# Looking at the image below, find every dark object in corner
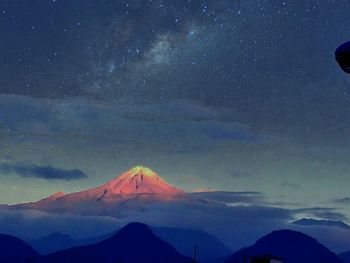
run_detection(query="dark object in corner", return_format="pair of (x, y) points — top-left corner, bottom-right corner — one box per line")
(335, 41), (350, 74)
(250, 255), (283, 263)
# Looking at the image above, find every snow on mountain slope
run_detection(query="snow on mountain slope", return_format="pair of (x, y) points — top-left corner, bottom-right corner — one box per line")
(12, 166), (185, 215)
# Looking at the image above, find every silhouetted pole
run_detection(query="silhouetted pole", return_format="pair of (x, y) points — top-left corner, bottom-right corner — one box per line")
(192, 244), (197, 263)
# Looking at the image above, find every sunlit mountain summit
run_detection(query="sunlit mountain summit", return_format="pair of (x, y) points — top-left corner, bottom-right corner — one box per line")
(100, 165), (184, 196)
(12, 166), (185, 215)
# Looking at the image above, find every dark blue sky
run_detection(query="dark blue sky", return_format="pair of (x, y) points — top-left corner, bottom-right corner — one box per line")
(1, 0), (350, 220)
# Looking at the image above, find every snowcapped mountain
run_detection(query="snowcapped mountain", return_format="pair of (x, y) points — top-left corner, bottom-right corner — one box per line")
(12, 166), (186, 215)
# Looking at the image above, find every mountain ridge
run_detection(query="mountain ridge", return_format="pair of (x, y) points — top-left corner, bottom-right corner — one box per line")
(0, 233), (39, 262)
(41, 222), (191, 263)
(11, 166), (186, 215)
(225, 229), (342, 263)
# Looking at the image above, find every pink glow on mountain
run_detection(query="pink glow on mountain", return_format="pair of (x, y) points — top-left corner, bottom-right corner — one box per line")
(15, 166), (185, 213)
(100, 166), (183, 195)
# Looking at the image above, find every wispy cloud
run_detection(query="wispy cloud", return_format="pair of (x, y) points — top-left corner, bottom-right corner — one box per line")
(0, 95), (275, 153)
(294, 207), (348, 222)
(189, 191), (266, 205)
(0, 163), (87, 181)
(332, 197), (350, 205)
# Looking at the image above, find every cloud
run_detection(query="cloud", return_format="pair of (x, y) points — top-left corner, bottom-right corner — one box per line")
(292, 218), (350, 230)
(0, 163), (87, 181)
(189, 191), (266, 205)
(0, 190), (349, 252)
(0, 208), (119, 240)
(0, 95), (274, 152)
(0, 199), (293, 251)
(294, 207), (348, 222)
(332, 197), (350, 205)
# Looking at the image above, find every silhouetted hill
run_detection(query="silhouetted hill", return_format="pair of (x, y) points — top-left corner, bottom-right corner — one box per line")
(28, 231), (117, 255)
(0, 233), (38, 262)
(41, 222), (191, 263)
(76, 231), (116, 247)
(152, 226), (231, 262)
(29, 232), (76, 255)
(30, 225), (232, 261)
(225, 229), (342, 263)
(339, 251), (350, 263)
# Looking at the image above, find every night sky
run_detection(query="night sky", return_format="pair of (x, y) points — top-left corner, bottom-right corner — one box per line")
(1, 0), (350, 220)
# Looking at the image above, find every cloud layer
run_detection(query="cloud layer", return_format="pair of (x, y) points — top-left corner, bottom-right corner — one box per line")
(1, 190), (350, 253)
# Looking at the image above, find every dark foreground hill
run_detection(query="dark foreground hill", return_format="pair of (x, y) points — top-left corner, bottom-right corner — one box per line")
(153, 226), (231, 262)
(339, 251), (350, 263)
(29, 231), (113, 255)
(0, 233), (38, 262)
(225, 229), (342, 263)
(29, 225), (231, 262)
(29, 232), (76, 255)
(39, 222), (191, 263)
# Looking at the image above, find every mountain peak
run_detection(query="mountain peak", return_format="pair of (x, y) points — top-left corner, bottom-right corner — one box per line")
(102, 166), (184, 196)
(13, 166), (185, 215)
(129, 166), (156, 177)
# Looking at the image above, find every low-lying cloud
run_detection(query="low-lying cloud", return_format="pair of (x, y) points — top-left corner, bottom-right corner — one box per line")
(189, 191), (266, 205)
(1, 190), (348, 252)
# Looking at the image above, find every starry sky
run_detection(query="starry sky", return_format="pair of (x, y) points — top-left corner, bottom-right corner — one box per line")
(1, 0), (350, 219)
